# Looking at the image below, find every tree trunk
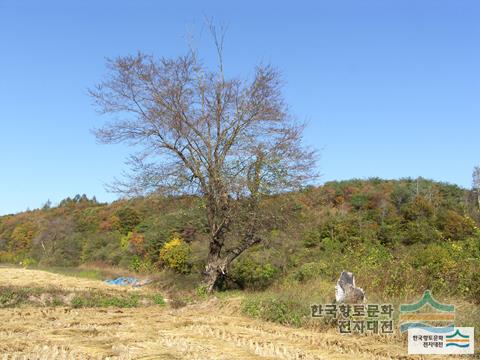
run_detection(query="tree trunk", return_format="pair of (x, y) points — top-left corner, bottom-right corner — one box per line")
(203, 233), (261, 293)
(204, 262), (223, 293)
(203, 255), (228, 293)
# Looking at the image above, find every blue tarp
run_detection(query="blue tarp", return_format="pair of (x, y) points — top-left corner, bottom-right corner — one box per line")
(105, 277), (142, 286)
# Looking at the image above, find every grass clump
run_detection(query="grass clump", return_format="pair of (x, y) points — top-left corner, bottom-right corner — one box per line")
(0, 286), (69, 308)
(151, 293), (166, 305)
(0, 287), (27, 307)
(0, 285), (169, 309)
(71, 293), (139, 308)
(242, 293), (309, 327)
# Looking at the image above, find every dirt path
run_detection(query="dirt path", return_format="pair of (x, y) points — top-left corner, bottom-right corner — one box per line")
(0, 268), (428, 359)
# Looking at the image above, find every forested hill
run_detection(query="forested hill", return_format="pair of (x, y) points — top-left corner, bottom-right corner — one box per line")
(1, 178), (479, 302)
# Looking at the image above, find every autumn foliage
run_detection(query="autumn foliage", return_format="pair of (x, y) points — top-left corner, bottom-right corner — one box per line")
(0, 179), (479, 302)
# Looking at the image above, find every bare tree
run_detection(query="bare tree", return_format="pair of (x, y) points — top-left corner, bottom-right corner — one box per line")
(31, 216), (75, 262)
(89, 30), (317, 291)
(473, 166), (480, 210)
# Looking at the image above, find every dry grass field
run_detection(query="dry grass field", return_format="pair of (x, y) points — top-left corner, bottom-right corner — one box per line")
(0, 267), (141, 294)
(0, 268), (466, 359)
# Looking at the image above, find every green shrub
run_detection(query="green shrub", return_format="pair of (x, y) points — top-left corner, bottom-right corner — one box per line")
(229, 257), (278, 290)
(411, 244), (458, 292)
(437, 210), (476, 241)
(391, 184), (413, 209)
(138, 258), (155, 273)
(43, 233), (83, 267)
(127, 255), (155, 273)
(0, 251), (16, 264)
(115, 207), (141, 234)
(0, 288), (25, 307)
(0, 286), (68, 308)
(151, 294), (166, 305)
(402, 220), (441, 245)
(302, 229), (321, 248)
(293, 262), (326, 282)
(401, 196), (434, 221)
(71, 293), (139, 308)
(382, 259), (417, 298)
(80, 232), (123, 265)
(242, 294), (308, 327)
(20, 257), (37, 267)
(349, 193), (370, 210)
(468, 272), (480, 304)
(75, 207), (101, 232)
(129, 255), (142, 272)
(196, 284), (209, 298)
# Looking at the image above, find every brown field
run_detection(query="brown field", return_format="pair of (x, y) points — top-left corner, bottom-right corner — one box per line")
(0, 268), (465, 359)
(0, 267), (146, 294)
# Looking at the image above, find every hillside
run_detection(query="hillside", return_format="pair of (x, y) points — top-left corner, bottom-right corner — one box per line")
(1, 177), (479, 304)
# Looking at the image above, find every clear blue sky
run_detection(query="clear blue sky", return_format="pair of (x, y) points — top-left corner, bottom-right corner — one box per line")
(1, 0), (479, 215)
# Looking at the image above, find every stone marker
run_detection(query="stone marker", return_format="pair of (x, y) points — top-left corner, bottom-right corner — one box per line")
(335, 271), (365, 303)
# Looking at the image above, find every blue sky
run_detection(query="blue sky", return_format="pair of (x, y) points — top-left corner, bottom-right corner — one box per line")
(0, 0), (479, 215)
